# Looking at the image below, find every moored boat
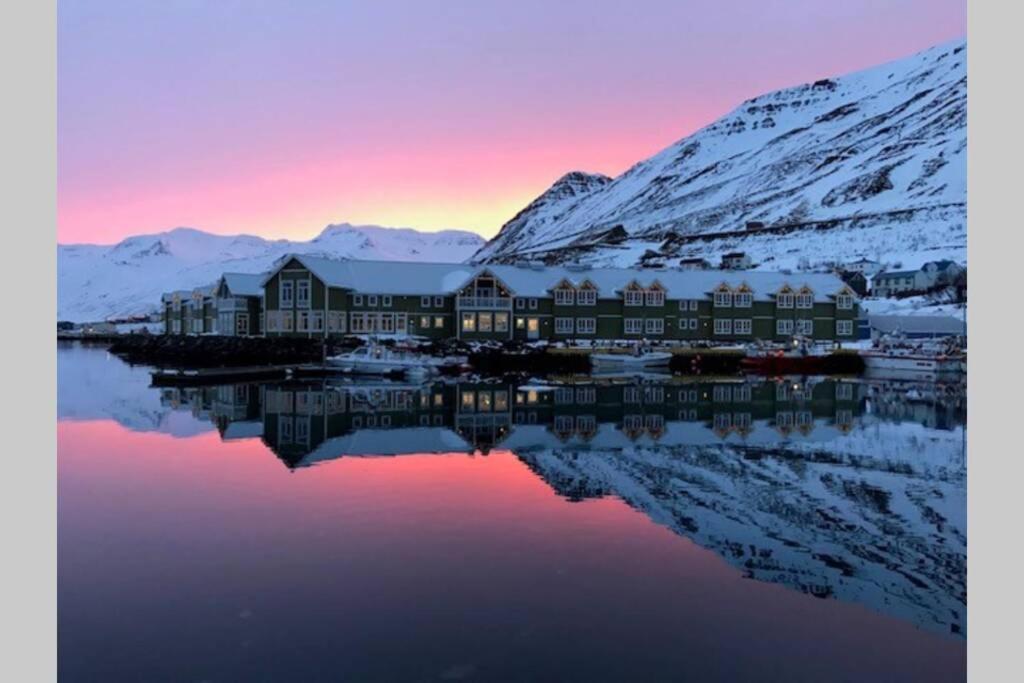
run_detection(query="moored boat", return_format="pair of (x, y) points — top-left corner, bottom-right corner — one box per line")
(327, 345), (436, 377)
(590, 350), (672, 371)
(860, 337), (965, 381)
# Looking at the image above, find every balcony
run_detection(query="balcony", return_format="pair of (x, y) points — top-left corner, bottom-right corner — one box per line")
(457, 295), (512, 309)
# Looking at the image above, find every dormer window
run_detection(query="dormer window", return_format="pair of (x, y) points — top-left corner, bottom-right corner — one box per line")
(713, 286), (732, 308)
(576, 282), (597, 306)
(624, 284), (644, 307)
(776, 289), (794, 308)
(836, 292), (854, 309)
(734, 287), (753, 308)
(554, 287), (575, 306)
(645, 286), (665, 307)
(796, 288), (814, 309)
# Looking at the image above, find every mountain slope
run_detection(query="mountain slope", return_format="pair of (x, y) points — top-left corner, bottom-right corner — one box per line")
(474, 40), (966, 270)
(58, 224), (484, 322)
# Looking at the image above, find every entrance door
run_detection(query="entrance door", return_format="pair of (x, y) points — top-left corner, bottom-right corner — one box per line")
(527, 317), (540, 340)
(236, 313), (249, 336)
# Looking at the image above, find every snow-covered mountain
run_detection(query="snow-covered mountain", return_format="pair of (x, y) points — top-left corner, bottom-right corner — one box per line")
(58, 223), (485, 322)
(475, 39), (966, 271)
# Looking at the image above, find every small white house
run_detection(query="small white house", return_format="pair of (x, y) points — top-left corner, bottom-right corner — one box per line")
(844, 257), (883, 277)
(720, 252), (751, 270)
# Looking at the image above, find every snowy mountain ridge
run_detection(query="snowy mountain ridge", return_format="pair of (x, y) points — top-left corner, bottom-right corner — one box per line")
(58, 223), (485, 322)
(474, 39), (966, 271)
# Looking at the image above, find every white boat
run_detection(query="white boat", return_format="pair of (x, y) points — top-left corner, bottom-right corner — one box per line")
(861, 338), (965, 381)
(590, 350), (673, 371)
(327, 345), (436, 377)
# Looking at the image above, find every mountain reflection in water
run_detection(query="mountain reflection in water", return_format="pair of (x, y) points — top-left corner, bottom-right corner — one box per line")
(154, 372), (965, 639)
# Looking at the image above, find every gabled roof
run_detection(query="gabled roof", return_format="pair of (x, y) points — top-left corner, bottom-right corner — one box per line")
(875, 270), (919, 279)
(221, 272), (266, 297)
(259, 254), (850, 302)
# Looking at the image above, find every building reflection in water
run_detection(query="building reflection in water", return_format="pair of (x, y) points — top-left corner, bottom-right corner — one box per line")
(159, 376), (966, 640)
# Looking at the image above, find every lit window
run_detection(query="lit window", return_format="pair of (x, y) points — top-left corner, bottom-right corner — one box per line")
(478, 313), (493, 332)
(494, 312), (509, 332)
(461, 313), (476, 332)
(420, 316), (431, 328)
(515, 317), (526, 330)
(434, 316), (444, 329)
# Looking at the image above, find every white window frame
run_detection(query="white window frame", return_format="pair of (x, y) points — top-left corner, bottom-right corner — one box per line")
(645, 318), (664, 334)
(796, 319), (814, 336)
(296, 280), (310, 309)
(494, 312), (509, 332)
(734, 292), (753, 308)
(733, 318), (752, 335)
(434, 296), (444, 308)
(836, 294), (853, 310)
(577, 289), (597, 306)
(688, 318), (698, 331)
(776, 293), (794, 309)
(461, 312), (476, 332)
(281, 311), (294, 332)
(421, 296), (431, 308)
(796, 292), (814, 309)
(297, 311), (310, 332)
(311, 311), (324, 332)
(776, 319), (794, 335)
(576, 318), (596, 335)
(714, 318), (733, 335)
(624, 289), (644, 307)
(368, 295), (378, 307)
(645, 290), (665, 307)
(515, 298), (526, 309)
(478, 312), (493, 332)
(528, 298), (538, 310)
(353, 294), (363, 306)
(836, 319), (853, 336)
(555, 317), (574, 334)
(624, 318), (643, 335)
(554, 288), (575, 306)
(280, 280), (294, 307)
(713, 290), (732, 307)
(382, 295), (392, 307)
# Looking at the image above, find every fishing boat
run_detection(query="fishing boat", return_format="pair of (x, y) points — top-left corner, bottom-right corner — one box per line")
(860, 337), (965, 381)
(590, 349), (672, 371)
(740, 337), (833, 374)
(327, 345), (436, 377)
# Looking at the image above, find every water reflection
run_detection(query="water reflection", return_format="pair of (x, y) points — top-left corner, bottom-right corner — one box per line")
(154, 374), (966, 639)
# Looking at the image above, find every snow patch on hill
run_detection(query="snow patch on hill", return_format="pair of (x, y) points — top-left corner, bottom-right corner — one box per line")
(475, 40), (966, 270)
(58, 223), (485, 322)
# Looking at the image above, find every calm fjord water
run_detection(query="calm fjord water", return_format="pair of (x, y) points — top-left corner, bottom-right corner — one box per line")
(58, 343), (966, 682)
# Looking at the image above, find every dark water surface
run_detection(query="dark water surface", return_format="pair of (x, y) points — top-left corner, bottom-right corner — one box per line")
(58, 343), (966, 682)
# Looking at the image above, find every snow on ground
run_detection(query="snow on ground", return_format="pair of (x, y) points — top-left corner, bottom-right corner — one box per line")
(860, 296), (967, 321)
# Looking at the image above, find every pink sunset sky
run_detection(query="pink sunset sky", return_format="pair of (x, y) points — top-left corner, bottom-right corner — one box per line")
(58, 0), (964, 245)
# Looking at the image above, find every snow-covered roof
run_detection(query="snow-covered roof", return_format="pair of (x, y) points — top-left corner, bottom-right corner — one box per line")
(868, 315), (966, 335)
(221, 272), (266, 297)
(875, 270), (919, 280)
(264, 254), (851, 302)
(161, 290), (191, 302)
(295, 427), (474, 466)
